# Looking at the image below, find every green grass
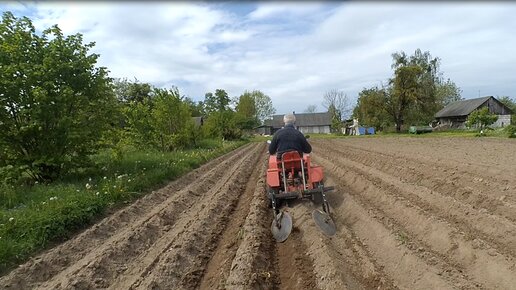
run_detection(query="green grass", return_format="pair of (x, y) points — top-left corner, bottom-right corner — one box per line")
(0, 139), (246, 273)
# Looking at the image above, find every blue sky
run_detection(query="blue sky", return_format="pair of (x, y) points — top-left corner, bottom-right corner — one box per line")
(2, 1), (516, 115)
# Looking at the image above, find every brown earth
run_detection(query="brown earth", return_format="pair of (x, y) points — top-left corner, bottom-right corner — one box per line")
(1, 137), (516, 290)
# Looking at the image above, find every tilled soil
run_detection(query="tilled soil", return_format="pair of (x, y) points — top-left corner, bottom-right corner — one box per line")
(2, 137), (516, 290)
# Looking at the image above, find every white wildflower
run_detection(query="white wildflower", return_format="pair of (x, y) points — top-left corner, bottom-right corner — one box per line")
(95, 192), (100, 196)
(42, 201), (46, 205)
(89, 177), (92, 182)
(34, 181), (39, 184)
(85, 183), (92, 190)
(103, 176), (107, 180)
(128, 179), (131, 182)
(9, 217), (14, 222)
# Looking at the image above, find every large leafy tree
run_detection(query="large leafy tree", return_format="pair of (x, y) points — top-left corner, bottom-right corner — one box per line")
(437, 79), (463, 106)
(353, 49), (462, 132)
(353, 86), (391, 130)
(204, 89), (230, 115)
(235, 92), (258, 130)
(249, 90), (275, 123)
(0, 12), (115, 180)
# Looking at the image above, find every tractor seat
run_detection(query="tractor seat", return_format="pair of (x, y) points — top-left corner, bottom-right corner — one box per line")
(276, 150), (303, 161)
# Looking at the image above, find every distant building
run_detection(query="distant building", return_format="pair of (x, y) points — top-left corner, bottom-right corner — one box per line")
(192, 116), (204, 127)
(435, 96), (513, 128)
(263, 112), (332, 134)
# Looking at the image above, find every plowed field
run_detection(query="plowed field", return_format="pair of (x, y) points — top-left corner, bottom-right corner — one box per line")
(1, 137), (515, 290)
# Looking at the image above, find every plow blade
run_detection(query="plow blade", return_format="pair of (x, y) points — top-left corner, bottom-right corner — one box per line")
(312, 209), (336, 237)
(271, 212), (292, 243)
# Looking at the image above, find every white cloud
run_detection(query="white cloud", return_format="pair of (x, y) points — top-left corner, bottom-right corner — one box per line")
(2, 2), (516, 114)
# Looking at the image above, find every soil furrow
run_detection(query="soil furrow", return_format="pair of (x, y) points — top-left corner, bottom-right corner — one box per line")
(314, 141), (516, 259)
(127, 145), (265, 289)
(323, 139), (516, 221)
(198, 152), (268, 289)
(44, 143), (262, 289)
(315, 152), (510, 289)
(2, 137), (515, 290)
(0, 144), (254, 289)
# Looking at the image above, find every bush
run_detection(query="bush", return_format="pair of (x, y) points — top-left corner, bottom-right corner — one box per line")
(505, 125), (516, 138)
(0, 12), (116, 181)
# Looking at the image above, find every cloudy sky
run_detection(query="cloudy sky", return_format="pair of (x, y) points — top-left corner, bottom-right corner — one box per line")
(2, 1), (515, 115)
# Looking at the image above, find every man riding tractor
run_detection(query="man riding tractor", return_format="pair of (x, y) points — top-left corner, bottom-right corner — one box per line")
(267, 113), (336, 242)
(268, 113), (312, 158)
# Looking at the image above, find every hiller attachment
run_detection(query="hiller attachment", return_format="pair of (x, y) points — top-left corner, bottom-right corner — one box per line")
(271, 211), (292, 243)
(312, 185), (336, 237)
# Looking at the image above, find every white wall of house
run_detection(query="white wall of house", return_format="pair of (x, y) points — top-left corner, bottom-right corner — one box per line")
(492, 115), (512, 128)
(298, 126), (331, 134)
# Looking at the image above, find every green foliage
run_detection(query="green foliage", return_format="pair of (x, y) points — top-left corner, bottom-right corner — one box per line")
(113, 78), (153, 104)
(353, 49), (462, 132)
(437, 79), (463, 106)
(204, 89), (230, 115)
(152, 88), (192, 150)
(466, 107), (498, 129)
(235, 92), (259, 130)
(353, 87), (391, 130)
(0, 12), (116, 181)
(203, 110), (242, 140)
(505, 125), (516, 138)
(0, 141), (246, 273)
(249, 90), (275, 123)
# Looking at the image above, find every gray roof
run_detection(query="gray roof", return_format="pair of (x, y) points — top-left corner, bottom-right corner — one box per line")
(268, 112), (332, 128)
(435, 96), (492, 118)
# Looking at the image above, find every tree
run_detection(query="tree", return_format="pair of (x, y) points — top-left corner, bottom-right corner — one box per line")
(304, 105), (318, 113)
(391, 49), (442, 127)
(322, 89), (350, 131)
(498, 96), (516, 112)
(437, 79), (463, 106)
(385, 65), (424, 132)
(204, 89), (230, 115)
(152, 87), (192, 150)
(466, 107), (498, 129)
(114, 78), (153, 104)
(0, 12), (116, 181)
(249, 90), (275, 123)
(183, 97), (205, 117)
(353, 87), (391, 130)
(235, 92), (258, 130)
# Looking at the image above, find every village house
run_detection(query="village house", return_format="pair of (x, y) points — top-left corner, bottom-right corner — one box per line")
(434, 96), (512, 128)
(259, 112), (332, 135)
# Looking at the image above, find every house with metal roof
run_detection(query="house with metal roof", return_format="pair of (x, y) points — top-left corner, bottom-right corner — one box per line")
(262, 112), (332, 134)
(435, 96), (513, 128)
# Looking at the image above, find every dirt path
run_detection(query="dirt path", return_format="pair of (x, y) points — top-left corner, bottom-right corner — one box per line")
(2, 137), (515, 290)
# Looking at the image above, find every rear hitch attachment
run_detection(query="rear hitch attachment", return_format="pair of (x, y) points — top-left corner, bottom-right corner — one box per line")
(271, 211), (292, 243)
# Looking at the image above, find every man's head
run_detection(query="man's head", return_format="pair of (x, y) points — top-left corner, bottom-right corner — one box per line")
(283, 113), (296, 125)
